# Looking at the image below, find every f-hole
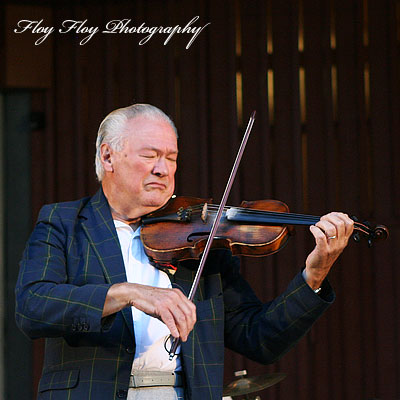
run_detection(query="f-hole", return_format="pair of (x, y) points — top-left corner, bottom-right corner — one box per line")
(187, 232), (211, 242)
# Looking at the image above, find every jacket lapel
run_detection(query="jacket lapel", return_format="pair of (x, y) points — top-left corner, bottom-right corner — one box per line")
(79, 188), (134, 339)
(172, 266), (199, 391)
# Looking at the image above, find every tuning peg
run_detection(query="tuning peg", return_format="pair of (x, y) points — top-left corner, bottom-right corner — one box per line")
(362, 220), (371, 228)
(353, 232), (361, 243)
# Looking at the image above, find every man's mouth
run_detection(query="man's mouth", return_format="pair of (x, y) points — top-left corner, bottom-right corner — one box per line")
(146, 182), (167, 189)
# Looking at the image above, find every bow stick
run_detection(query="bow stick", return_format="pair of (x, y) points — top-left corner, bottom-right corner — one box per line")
(168, 111), (256, 360)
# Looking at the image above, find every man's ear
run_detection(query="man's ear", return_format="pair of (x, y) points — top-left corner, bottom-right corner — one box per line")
(100, 143), (114, 173)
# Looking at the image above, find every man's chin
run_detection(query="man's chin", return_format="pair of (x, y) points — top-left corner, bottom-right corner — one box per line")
(143, 195), (171, 211)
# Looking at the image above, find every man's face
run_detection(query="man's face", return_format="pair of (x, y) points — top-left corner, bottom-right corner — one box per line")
(104, 115), (178, 216)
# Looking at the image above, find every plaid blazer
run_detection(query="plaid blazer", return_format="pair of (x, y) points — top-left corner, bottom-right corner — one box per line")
(15, 188), (334, 400)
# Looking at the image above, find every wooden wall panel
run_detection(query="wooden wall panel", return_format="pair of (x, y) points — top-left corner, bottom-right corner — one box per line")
(3, 5), (53, 88)
(266, 2), (304, 399)
(3, 0), (399, 398)
(73, 3), (106, 197)
(176, 0), (210, 197)
(369, 1), (398, 398)
(335, 1), (362, 398)
(391, 0), (400, 219)
(239, 0), (276, 385)
(303, 2), (333, 398)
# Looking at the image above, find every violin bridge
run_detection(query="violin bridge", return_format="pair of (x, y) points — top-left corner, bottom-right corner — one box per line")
(201, 203), (208, 223)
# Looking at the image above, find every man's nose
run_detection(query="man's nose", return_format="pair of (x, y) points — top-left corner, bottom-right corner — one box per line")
(152, 157), (168, 176)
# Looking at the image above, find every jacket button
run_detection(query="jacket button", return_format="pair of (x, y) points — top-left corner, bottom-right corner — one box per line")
(126, 347), (134, 354)
(116, 389), (127, 398)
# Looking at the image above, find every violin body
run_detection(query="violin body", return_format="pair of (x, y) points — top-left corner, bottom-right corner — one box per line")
(141, 196), (295, 263)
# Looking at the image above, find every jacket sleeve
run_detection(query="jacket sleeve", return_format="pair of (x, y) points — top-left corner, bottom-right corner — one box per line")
(221, 251), (335, 364)
(15, 204), (113, 339)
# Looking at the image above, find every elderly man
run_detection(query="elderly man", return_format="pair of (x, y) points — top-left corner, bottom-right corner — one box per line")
(15, 104), (354, 400)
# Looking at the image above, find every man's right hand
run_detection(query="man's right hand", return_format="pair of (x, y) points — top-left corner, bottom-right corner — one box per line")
(103, 283), (196, 342)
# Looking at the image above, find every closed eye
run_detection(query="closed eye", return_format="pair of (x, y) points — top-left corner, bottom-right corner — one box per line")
(140, 154), (157, 158)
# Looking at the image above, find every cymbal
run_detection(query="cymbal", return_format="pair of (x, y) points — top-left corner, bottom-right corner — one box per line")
(223, 372), (286, 397)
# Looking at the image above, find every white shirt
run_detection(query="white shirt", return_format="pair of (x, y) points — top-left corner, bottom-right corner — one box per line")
(114, 220), (181, 372)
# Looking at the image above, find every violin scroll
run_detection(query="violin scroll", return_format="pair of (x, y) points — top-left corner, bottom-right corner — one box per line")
(351, 216), (389, 247)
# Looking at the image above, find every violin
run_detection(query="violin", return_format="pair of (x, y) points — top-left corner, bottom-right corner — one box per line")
(141, 195), (389, 264)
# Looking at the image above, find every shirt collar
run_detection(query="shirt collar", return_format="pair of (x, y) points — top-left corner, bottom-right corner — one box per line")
(113, 220), (141, 238)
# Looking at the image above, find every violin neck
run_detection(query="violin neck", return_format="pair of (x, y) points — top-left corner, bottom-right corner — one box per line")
(225, 207), (382, 243)
(226, 207), (320, 226)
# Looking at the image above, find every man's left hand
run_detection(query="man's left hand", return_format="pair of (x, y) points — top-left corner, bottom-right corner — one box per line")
(304, 212), (354, 290)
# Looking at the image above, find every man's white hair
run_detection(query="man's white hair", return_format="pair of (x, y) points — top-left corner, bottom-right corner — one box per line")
(94, 103), (177, 181)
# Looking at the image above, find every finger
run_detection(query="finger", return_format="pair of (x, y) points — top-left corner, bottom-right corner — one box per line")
(171, 305), (194, 342)
(173, 289), (197, 323)
(158, 297), (188, 339)
(178, 299), (196, 341)
(176, 298), (197, 332)
(315, 219), (337, 240)
(161, 290), (196, 341)
(321, 215), (345, 240)
(170, 289), (197, 332)
(130, 285), (197, 341)
(159, 309), (180, 339)
(340, 213), (354, 236)
(309, 225), (329, 248)
(321, 212), (354, 239)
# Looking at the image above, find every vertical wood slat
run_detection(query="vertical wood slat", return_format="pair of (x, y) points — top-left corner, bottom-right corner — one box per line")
(271, 0), (302, 287)
(320, 4), (341, 398)
(356, 1), (379, 394)
(76, 4), (106, 197)
(390, 0), (400, 397)
(205, 0), (240, 386)
(142, 1), (174, 110)
(303, 1), (332, 398)
(193, 1), (210, 198)
(3, 5), (53, 89)
(30, 90), (47, 398)
(207, 0), (238, 202)
(237, 2), (281, 399)
(335, 1), (364, 398)
(239, 0), (271, 316)
(176, 0), (209, 197)
(30, 92), (49, 217)
(53, 5), (76, 201)
(271, 1), (302, 399)
(369, 1), (398, 399)
(391, 0), (400, 219)
(105, 2), (136, 108)
(240, 0), (270, 202)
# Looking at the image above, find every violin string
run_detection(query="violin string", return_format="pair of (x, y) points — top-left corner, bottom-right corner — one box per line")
(189, 210), (318, 226)
(208, 205), (319, 224)
(188, 204), (319, 222)
(209, 204), (315, 218)
(186, 204), (372, 236)
(353, 222), (371, 236)
(228, 207), (319, 221)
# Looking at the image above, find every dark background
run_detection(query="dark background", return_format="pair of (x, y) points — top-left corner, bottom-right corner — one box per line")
(1, 0), (399, 399)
